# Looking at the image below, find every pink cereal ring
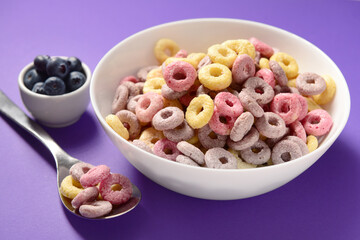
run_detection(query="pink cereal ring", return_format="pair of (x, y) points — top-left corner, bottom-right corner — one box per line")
(174, 49), (188, 58)
(69, 162), (94, 182)
(153, 138), (181, 161)
(71, 186), (99, 209)
(208, 107), (236, 135)
(295, 94), (308, 121)
(79, 201), (113, 218)
(163, 61), (197, 92)
(99, 173), (133, 205)
(249, 37), (274, 58)
(255, 68), (275, 88)
(120, 75), (138, 84)
(80, 165), (111, 188)
(302, 109), (333, 136)
(135, 92), (164, 123)
(270, 93), (301, 125)
(111, 85), (129, 114)
(289, 120), (306, 143)
(214, 92), (243, 117)
(232, 54), (256, 85)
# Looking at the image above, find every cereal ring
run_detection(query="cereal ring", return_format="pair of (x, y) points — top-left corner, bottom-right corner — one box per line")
(161, 84), (187, 100)
(243, 77), (275, 105)
(249, 37), (274, 58)
(143, 77), (166, 94)
(255, 68), (275, 88)
(146, 67), (163, 81)
(283, 136), (309, 156)
(132, 139), (153, 153)
(127, 94), (142, 113)
(296, 73), (326, 95)
(139, 127), (165, 148)
(204, 148), (237, 169)
(154, 38), (180, 63)
(152, 107), (184, 131)
(163, 61), (197, 92)
(115, 110), (141, 139)
(176, 155), (199, 167)
(228, 148), (257, 169)
(111, 85), (129, 114)
(177, 141), (205, 165)
(270, 52), (299, 79)
(240, 140), (271, 165)
(198, 124), (227, 149)
(269, 60), (288, 86)
(271, 139), (302, 165)
(287, 78), (297, 88)
(227, 127), (260, 151)
(185, 94), (214, 129)
(232, 54), (256, 85)
(208, 107), (236, 135)
(71, 186), (99, 209)
(198, 63), (232, 91)
(259, 58), (270, 69)
(162, 57), (198, 70)
(207, 44), (237, 68)
(187, 52), (206, 66)
(135, 92), (164, 123)
(121, 81), (140, 98)
(120, 75), (138, 84)
(137, 65), (158, 82)
(302, 109), (333, 136)
(222, 39), (256, 59)
(105, 114), (129, 140)
(99, 173), (133, 205)
(289, 120), (306, 142)
(312, 75), (336, 105)
(306, 135), (318, 152)
(153, 138), (181, 161)
(174, 49), (188, 58)
(306, 97), (322, 111)
(60, 175), (83, 199)
(214, 92), (243, 117)
(238, 90), (264, 118)
(255, 112), (287, 139)
(179, 84), (199, 106)
(80, 165), (111, 188)
(163, 120), (194, 142)
(270, 93), (301, 125)
(79, 201), (112, 218)
(230, 112), (254, 142)
(69, 162), (94, 182)
(197, 55), (212, 70)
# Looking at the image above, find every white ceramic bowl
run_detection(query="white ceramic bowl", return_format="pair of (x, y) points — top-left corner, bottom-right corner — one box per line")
(19, 58), (91, 127)
(90, 18), (350, 200)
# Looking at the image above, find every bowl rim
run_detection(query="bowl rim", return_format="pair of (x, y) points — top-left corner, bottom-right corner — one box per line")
(90, 17), (351, 173)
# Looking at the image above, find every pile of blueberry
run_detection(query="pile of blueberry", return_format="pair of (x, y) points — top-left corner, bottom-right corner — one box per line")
(24, 55), (87, 95)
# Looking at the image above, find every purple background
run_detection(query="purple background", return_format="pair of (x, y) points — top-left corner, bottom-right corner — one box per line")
(1, 0), (359, 239)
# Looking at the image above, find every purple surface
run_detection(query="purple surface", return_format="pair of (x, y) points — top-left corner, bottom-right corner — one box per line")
(0, 0), (359, 239)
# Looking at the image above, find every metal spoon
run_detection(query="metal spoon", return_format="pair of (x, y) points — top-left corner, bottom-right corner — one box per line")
(0, 90), (141, 219)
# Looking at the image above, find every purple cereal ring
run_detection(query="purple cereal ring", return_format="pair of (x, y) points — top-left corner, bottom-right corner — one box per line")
(161, 84), (187, 100)
(112, 85), (129, 114)
(294, 94), (308, 121)
(208, 107), (236, 136)
(177, 141), (205, 165)
(255, 112), (287, 139)
(135, 82), (145, 94)
(301, 109), (333, 136)
(137, 65), (158, 82)
(283, 136), (309, 155)
(71, 187), (99, 209)
(249, 37), (274, 58)
(69, 162), (94, 182)
(127, 94), (142, 113)
(132, 139), (153, 153)
(179, 84), (199, 106)
(163, 120), (194, 142)
(79, 201), (112, 218)
(274, 85), (300, 95)
(243, 77), (275, 105)
(238, 90), (264, 118)
(176, 155), (199, 167)
(240, 140), (271, 165)
(214, 92), (243, 117)
(80, 165), (111, 188)
(271, 139), (303, 164)
(163, 61), (197, 92)
(270, 93), (301, 125)
(135, 92), (164, 123)
(269, 60), (288, 86)
(153, 138), (181, 161)
(197, 55), (212, 70)
(230, 112), (254, 142)
(174, 49), (188, 58)
(204, 148), (237, 169)
(152, 107), (184, 131)
(115, 110), (141, 139)
(227, 127), (259, 151)
(99, 173), (133, 205)
(232, 54), (256, 85)
(198, 124), (227, 149)
(289, 120), (306, 143)
(255, 68), (275, 88)
(121, 81), (140, 98)
(296, 72), (326, 95)
(120, 75), (138, 84)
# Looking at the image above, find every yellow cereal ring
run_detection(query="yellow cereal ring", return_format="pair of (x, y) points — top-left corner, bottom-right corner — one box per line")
(222, 39), (256, 59)
(305, 97), (322, 112)
(187, 133), (199, 145)
(259, 58), (270, 69)
(198, 63), (232, 91)
(143, 77), (166, 94)
(163, 57), (198, 69)
(207, 44), (237, 68)
(228, 148), (257, 169)
(139, 127), (165, 148)
(185, 94), (214, 129)
(187, 52), (206, 66)
(163, 98), (183, 110)
(270, 52), (299, 79)
(312, 75), (336, 105)
(105, 114), (129, 140)
(154, 38), (180, 64)
(146, 67), (163, 81)
(306, 135), (318, 152)
(72, 177), (83, 188)
(60, 175), (83, 199)
(287, 78), (297, 88)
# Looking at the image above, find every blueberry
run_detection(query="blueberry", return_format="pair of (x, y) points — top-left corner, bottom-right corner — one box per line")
(32, 82), (46, 94)
(24, 69), (44, 90)
(66, 56), (83, 72)
(66, 71), (86, 92)
(34, 55), (50, 75)
(43, 77), (66, 95)
(46, 57), (69, 78)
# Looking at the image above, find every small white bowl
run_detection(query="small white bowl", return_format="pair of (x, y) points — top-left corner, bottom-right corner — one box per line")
(91, 18), (350, 200)
(18, 58), (91, 127)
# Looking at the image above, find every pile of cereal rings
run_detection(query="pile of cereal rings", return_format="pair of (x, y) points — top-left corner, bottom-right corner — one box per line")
(106, 37), (336, 169)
